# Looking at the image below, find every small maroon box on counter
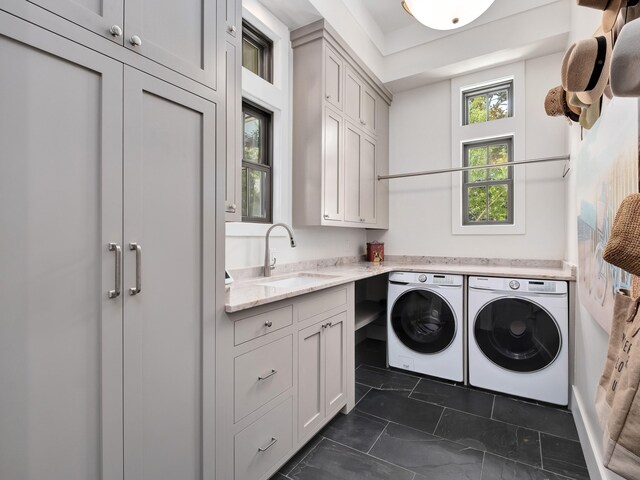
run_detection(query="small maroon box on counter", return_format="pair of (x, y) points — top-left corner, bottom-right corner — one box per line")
(366, 242), (384, 262)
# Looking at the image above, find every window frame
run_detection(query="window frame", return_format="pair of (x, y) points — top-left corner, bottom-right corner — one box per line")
(463, 81), (513, 126)
(242, 20), (273, 83)
(462, 137), (514, 226)
(242, 100), (273, 224)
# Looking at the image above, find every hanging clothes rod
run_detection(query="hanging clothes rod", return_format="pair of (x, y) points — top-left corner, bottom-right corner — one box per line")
(377, 154), (571, 181)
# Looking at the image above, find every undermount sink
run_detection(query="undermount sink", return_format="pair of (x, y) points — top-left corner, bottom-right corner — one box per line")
(257, 273), (338, 289)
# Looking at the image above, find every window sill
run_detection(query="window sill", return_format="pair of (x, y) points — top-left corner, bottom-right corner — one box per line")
(226, 222), (289, 238)
(452, 222), (525, 235)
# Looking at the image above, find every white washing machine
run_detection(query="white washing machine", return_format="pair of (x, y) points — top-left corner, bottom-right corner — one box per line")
(387, 272), (464, 382)
(468, 276), (569, 406)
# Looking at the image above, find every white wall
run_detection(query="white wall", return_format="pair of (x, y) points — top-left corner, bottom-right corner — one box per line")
(565, 4), (625, 480)
(367, 53), (568, 260)
(225, 0), (366, 270)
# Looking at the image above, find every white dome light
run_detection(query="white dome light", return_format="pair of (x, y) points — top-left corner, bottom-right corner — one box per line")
(402, 0), (496, 30)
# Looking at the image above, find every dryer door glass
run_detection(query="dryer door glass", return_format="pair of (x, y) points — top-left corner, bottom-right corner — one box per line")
(391, 289), (456, 354)
(474, 298), (561, 372)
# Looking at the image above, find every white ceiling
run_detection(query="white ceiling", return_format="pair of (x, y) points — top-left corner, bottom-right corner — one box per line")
(257, 0), (572, 91)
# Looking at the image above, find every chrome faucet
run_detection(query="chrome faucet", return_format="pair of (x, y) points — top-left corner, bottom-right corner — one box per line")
(264, 223), (297, 277)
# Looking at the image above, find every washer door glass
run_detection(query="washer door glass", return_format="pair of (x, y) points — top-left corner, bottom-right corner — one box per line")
(474, 298), (561, 372)
(391, 289), (456, 354)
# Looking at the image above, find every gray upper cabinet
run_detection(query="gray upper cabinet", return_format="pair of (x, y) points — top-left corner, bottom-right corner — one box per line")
(345, 67), (377, 135)
(225, 40), (242, 221)
(225, 0), (241, 37)
(27, 0), (124, 42)
(25, 0), (218, 89)
(291, 20), (391, 229)
(344, 67), (362, 125)
(344, 122), (377, 225)
(325, 46), (343, 111)
(124, 0), (217, 88)
(361, 86), (377, 135)
(323, 107), (345, 223)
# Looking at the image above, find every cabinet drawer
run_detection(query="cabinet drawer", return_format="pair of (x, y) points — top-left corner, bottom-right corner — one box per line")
(235, 335), (293, 422)
(235, 305), (293, 346)
(235, 397), (293, 480)
(298, 286), (348, 322)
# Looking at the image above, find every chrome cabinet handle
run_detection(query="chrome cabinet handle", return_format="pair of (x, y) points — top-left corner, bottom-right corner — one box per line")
(323, 214), (330, 219)
(321, 321), (332, 329)
(228, 25), (237, 34)
(130, 35), (142, 47)
(265, 321), (273, 327)
(226, 203), (237, 213)
(129, 243), (142, 295)
(108, 243), (122, 299)
(109, 25), (123, 37)
(258, 369), (277, 380)
(258, 437), (278, 452)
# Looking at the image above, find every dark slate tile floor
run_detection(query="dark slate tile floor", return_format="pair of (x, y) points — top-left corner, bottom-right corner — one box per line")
(272, 339), (589, 480)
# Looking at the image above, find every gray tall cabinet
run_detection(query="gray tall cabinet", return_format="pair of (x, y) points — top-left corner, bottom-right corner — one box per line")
(291, 20), (392, 230)
(0, 1), (224, 479)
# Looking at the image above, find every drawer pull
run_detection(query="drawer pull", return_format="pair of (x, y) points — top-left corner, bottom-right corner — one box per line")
(322, 321), (333, 329)
(265, 321), (273, 327)
(258, 437), (278, 452)
(258, 369), (277, 381)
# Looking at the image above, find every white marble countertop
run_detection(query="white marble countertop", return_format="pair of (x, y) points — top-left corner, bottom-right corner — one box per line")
(225, 260), (576, 313)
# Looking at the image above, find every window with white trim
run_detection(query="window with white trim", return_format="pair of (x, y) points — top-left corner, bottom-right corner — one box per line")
(463, 81), (513, 125)
(463, 137), (514, 225)
(451, 65), (525, 236)
(242, 100), (272, 223)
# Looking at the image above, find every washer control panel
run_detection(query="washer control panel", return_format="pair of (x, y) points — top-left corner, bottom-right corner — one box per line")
(389, 272), (463, 287)
(468, 276), (567, 295)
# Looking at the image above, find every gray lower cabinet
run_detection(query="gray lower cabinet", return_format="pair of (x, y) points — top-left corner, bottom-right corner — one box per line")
(0, 13), (216, 479)
(219, 284), (355, 480)
(298, 311), (348, 441)
(25, 0), (218, 88)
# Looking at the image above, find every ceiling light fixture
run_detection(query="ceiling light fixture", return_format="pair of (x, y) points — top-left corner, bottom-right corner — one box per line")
(401, 0), (496, 30)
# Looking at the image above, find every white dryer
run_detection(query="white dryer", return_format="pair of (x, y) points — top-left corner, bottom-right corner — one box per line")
(468, 276), (569, 406)
(387, 272), (464, 382)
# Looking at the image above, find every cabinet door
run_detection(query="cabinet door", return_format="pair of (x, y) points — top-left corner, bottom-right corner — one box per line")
(344, 122), (362, 224)
(124, 0), (217, 89)
(325, 312), (347, 417)
(225, 0), (241, 37)
(298, 322), (325, 441)
(360, 136), (377, 224)
(123, 67), (216, 480)
(324, 46), (343, 111)
(344, 67), (362, 124)
(361, 86), (377, 134)
(225, 40), (241, 221)
(323, 108), (344, 223)
(0, 13), (123, 480)
(27, 0), (124, 43)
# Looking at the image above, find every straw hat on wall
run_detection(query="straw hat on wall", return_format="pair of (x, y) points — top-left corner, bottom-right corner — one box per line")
(561, 31), (612, 105)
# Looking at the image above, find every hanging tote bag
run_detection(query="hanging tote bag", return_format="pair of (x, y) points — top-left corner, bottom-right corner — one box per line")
(595, 290), (640, 478)
(602, 193), (640, 277)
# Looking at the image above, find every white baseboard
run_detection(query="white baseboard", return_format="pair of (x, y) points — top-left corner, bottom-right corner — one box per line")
(571, 386), (624, 480)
